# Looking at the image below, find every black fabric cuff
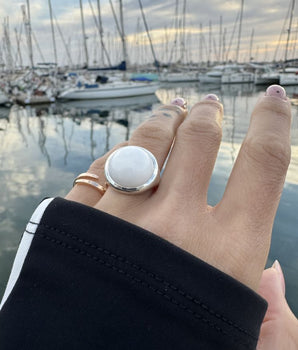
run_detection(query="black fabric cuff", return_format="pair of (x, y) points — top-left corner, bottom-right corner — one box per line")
(0, 197), (267, 350)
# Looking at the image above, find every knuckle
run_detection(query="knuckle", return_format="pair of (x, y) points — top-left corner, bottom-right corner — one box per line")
(132, 120), (173, 144)
(178, 117), (222, 145)
(243, 135), (291, 173)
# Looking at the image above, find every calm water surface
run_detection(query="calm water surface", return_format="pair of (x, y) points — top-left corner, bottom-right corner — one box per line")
(0, 83), (298, 315)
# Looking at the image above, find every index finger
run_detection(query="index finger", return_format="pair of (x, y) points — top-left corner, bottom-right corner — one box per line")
(216, 85), (291, 282)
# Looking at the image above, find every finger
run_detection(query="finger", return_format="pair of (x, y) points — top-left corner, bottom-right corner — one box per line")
(258, 262), (285, 319)
(65, 142), (127, 206)
(129, 99), (187, 169)
(157, 94), (223, 204)
(95, 99), (187, 212)
(217, 85), (291, 238)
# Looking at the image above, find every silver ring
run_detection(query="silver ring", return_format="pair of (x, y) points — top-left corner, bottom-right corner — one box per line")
(104, 146), (160, 194)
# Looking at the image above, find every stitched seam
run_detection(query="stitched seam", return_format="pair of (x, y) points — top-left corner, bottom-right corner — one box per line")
(36, 231), (251, 348)
(32, 221), (256, 341)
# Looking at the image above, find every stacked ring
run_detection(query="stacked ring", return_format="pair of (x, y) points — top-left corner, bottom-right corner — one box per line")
(73, 173), (107, 195)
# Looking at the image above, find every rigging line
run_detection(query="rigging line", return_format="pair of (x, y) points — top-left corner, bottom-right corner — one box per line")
(235, 0), (244, 62)
(284, 0), (295, 62)
(32, 31), (45, 63)
(48, 0), (58, 66)
(88, 0), (99, 28)
(53, 13), (74, 67)
(137, 0), (159, 69)
(168, 0), (179, 65)
(273, 0), (291, 61)
(14, 22), (23, 67)
(108, 0), (122, 39)
(88, 0), (112, 66)
(180, 0), (187, 63)
(96, 0), (112, 65)
(226, 11), (240, 62)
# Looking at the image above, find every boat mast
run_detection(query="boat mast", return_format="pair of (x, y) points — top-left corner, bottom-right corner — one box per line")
(79, 0), (89, 67)
(26, 0), (34, 69)
(285, 0), (295, 63)
(119, 0), (128, 79)
(3, 17), (14, 73)
(180, 0), (187, 64)
(208, 20), (212, 65)
(14, 26), (23, 68)
(219, 15), (222, 63)
(249, 28), (254, 62)
(235, 0), (244, 62)
(48, 0), (58, 67)
(168, 0), (179, 65)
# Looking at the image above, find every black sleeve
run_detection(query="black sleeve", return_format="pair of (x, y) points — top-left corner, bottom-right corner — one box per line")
(0, 197), (267, 350)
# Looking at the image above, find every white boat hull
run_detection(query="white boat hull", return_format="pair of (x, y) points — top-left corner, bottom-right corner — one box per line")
(0, 91), (10, 106)
(254, 74), (279, 85)
(160, 73), (198, 83)
(221, 73), (254, 84)
(60, 94), (160, 110)
(279, 73), (298, 86)
(58, 82), (160, 100)
(15, 93), (55, 105)
(199, 74), (221, 84)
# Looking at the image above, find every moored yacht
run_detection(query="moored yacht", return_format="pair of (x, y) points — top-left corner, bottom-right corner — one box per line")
(199, 65), (225, 84)
(0, 90), (11, 106)
(58, 80), (160, 100)
(221, 65), (254, 84)
(160, 71), (198, 83)
(279, 68), (298, 86)
(252, 64), (280, 85)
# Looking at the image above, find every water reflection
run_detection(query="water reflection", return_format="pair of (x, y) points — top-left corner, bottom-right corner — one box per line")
(0, 85), (298, 317)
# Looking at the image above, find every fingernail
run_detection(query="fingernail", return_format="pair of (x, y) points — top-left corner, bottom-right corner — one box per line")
(272, 260), (286, 295)
(265, 85), (287, 100)
(171, 97), (187, 109)
(203, 94), (219, 101)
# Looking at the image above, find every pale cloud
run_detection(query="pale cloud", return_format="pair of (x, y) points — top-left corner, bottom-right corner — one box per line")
(0, 0), (297, 65)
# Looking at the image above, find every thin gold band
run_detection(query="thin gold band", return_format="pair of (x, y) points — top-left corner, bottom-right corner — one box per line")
(73, 172), (107, 195)
(73, 179), (107, 195)
(73, 172), (99, 186)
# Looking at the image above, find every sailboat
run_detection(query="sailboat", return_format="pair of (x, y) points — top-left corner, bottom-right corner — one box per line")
(58, 0), (159, 100)
(58, 80), (160, 100)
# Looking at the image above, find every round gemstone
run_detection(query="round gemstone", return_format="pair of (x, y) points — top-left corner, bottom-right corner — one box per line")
(107, 146), (155, 188)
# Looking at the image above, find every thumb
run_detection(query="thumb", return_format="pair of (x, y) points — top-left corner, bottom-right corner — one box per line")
(257, 261), (298, 350)
(258, 260), (286, 322)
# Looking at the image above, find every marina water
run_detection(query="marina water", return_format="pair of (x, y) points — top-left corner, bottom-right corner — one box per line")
(0, 82), (298, 316)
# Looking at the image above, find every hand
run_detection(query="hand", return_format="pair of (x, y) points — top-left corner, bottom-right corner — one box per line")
(66, 85), (292, 291)
(257, 261), (298, 349)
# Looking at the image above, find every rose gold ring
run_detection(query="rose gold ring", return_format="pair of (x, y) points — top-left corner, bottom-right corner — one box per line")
(73, 172), (107, 195)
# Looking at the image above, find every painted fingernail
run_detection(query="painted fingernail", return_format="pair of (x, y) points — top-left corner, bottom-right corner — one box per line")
(265, 85), (287, 100)
(171, 97), (187, 109)
(203, 94), (219, 101)
(272, 260), (286, 295)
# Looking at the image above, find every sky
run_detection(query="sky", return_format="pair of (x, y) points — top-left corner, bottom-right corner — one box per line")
(0, 0), (297, 67)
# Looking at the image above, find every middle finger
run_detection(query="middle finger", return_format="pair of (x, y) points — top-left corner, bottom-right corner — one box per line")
(157, 94), (223, 205)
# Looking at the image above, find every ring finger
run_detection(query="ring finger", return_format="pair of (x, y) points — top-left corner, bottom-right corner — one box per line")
(96, 99), (188, 211)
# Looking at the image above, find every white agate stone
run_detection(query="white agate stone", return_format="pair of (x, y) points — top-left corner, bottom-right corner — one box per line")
(107, 146), (155, 188)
